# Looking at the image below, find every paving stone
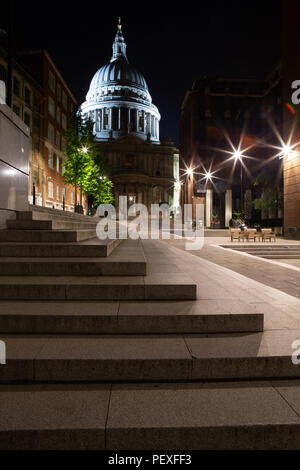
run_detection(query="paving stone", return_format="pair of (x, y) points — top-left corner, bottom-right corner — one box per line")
(107, 381), (300, 449)
(0, 384), (110, 449)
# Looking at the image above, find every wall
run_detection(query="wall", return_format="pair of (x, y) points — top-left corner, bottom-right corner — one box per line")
(0, 93), (30, 228)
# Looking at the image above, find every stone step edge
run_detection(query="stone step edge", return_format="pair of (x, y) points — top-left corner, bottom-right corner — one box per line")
(0, 311), (263, 334)
(0, 380), (300, 450)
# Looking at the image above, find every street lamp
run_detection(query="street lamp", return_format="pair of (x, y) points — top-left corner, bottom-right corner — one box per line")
(232, 150), (244, 213)
(186, 167), (193, 179)
(279, 145), (297, 161)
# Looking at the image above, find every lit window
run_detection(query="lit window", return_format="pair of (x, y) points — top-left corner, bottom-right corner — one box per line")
(48, 150), (54, 169)
(48, 181), (53, 198)
(48, 123), (55, 144)
(56, 156), (60, 173)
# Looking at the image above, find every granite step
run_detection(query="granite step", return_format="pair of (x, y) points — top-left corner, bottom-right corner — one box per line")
(7, 219), (97, 231)
(0, 238), (122, 257)
(17, 209), (100, 223)
(0, 229), (97, 242)
(0, 380), (299, 450)
(0, 257), (147, 276)
(260, 255), (300, 259)
(0, 273), (196, 300)
(0, 329), (299, 383)
(0, 300), (263, 334)
(0, 239), (146, 276)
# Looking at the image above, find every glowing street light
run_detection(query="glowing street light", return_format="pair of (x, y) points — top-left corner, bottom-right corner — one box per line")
(204, 171), (212, 181)
(230, 149), (245, 213)
(233, 150), (242, 161)
(279, 144), (297, 160)
(186, 167), (193, 178)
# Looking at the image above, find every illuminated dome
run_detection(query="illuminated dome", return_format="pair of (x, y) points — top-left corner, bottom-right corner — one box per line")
(81, 18), (160, 143)
(89, 59), (149, 93)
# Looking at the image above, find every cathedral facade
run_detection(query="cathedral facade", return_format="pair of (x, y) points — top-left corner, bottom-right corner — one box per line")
(81, 19), (179, 210)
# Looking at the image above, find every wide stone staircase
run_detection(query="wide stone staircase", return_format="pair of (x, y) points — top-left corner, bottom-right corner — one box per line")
(223, 244), (300, 259)
(0, 207), (300, 449)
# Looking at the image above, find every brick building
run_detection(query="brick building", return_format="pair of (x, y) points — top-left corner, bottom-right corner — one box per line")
(281, 0), (300, 239)
(0, 45), (85, 212)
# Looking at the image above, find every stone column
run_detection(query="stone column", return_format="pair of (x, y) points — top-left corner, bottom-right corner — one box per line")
(109, 108), (112, 130)
(135, 109), (139, 132)
(118, 108), (121, 131)
(225, 189), (232, 227)
(206, 189), (213, 228)
(101, 108), (104, 131)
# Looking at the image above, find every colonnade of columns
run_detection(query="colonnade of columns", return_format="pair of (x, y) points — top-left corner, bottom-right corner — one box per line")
(87, 107), (159, 139)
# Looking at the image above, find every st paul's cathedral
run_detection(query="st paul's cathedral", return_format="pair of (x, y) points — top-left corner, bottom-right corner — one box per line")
(81, 19), (180, 210)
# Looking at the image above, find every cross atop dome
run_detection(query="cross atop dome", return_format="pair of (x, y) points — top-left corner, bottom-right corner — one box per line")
(117, 17), (122, 32)
(111, 17), (128, 63)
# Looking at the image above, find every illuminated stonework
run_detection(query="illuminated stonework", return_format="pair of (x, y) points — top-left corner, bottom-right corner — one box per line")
(81, 19), (160, 144)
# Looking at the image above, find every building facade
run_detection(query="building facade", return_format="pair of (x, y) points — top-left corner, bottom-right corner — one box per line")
(81, 19), (179, 210)
(282, 0), (300, 239)
(179, 71), (283, 227)
(0, 43), (84, 212)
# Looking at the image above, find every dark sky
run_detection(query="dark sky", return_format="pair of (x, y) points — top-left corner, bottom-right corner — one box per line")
(3, 0), (282, 145)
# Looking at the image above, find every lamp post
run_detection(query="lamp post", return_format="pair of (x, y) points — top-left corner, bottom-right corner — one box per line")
(232, 150), (243, 214)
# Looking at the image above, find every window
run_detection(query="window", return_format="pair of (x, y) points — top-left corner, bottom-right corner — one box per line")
(62, 187), (66, 200)
(61, 137), (66, 152)
(48, 181), (53, 198)
(62, 113), (67, 130)
(24, 112), (30, 127)
(48, 150), (54, 168)
(56, 156), (60, 173)
(13, 76), (20, 96)
(49, 70), (55, 92)
(12, 104), (20, 116)
(48, 123), (55, 144)
(56, 131), (60, 149)
(70, 191), (74, 204)
(57, 83), (61, 102)
(48, 96), (55, 117)
(24, 87), (31, 106)
(62, 90), (67, 110)
(56, 106), (61, 125)
(56, 184), (60, 200)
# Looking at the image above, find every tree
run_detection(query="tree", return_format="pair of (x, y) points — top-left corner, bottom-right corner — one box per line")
(63, 109), (114, 212)
(252, 169), (283, 219)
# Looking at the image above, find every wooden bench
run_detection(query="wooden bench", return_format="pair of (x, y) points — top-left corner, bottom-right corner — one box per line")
(245, 228), (258, 242)
(261, 228), (276, 242)
(230, 229), (241, 242)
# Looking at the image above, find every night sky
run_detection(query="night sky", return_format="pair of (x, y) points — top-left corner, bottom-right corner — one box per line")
(2, 1), (282, 145)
